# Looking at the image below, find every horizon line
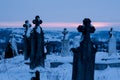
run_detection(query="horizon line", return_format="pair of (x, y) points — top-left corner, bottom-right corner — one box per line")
(0, 21), (120, 28)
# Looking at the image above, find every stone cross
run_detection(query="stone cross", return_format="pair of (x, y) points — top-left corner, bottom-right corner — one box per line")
(23, 20), (31, 37)
(32, 15), (42, 27)
(62, 28), (68, 40)
(109, 28), (113, 38)
(71, 18), (97, 80)
(23, 20), (31, 60)
(61, 28), (70, 56)
(30, 15), (45, 69)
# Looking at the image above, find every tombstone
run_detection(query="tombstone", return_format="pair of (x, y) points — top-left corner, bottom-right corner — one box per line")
(35, 71), (40, 80)
(61, 28), (70, 56)
(30, 15), (45, 69)
(108, 28), (117, 56)
(5, 42), (14, 58)
(31, 71), (40, 80)
(5, 34), (18, 58)
(23, 20), (32, 60)
(71, 18), (97, 80)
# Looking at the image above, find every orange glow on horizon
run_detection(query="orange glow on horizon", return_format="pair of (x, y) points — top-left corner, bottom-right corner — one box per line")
(0, 22), (120, 28)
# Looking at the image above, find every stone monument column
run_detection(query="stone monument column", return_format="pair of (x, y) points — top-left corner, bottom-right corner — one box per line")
(108, 28), (117, 56)
(71, 18), (97, 80)
(61, 28), (70, 56)
(23, 20), (31, 60)
(30, 15), (45, 69)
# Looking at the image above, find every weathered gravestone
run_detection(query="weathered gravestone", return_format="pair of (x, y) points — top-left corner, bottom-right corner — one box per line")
(71, 18), (97, 80)
(61, 28), (70, 56)
(108, 28), (117, 56)
(30, 15), (45, 69)
(5, 42), (14, 58)
(31, 71), (40, 80)
(5, 34), (18, 58)
(23, 20), (32, 60)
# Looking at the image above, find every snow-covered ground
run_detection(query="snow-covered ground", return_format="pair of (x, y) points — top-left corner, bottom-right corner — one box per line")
(95, 52), (120, 80)
(0, 55), (72, 80)
(0, 55), (31, 80)
(95, 67), (120, 80)
(95, 52), (120, 64)
(0, 52), (120, 80)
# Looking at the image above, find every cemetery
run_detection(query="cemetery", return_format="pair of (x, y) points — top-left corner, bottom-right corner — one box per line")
(0, 16), (120, 80)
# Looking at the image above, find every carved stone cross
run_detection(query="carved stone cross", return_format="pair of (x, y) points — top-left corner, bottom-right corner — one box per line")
(32, 15), (42, 27)
(62, 28), (68, 40)
(72, 18), (97, 80)
(23, 20), (31, 60)
(77, 18), (95, 41)
(30, 15), (45, 69)
(23, 20), (31, 28)
(23, 20), (31, 37)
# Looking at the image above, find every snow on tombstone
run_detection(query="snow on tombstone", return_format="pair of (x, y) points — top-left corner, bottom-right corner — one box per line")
(30, 15), (45, 69)
(23, 20), (32, 60)
(108, 28), (117, 56)
(72, 35), (82, 48)
(5, 34), (18, 58)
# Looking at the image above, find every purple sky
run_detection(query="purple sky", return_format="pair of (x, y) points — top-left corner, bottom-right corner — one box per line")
(0, 0), (120, 28)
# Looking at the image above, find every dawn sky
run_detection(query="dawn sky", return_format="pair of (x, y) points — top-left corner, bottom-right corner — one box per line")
(0, 0), (120, 28)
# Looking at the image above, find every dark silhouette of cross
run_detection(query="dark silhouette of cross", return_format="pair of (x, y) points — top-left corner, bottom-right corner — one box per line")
(62, 28), (68, 40)
(71, 18), (97, 80)
(32, 15), (42, 27)
(109, 28), (113, 38)
(23, 20), (31, 29)
(77, 18), (95, 41)
(23, 20), (31, 38)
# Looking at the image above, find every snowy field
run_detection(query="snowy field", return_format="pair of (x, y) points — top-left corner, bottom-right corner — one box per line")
(0, 52), (120, 80)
